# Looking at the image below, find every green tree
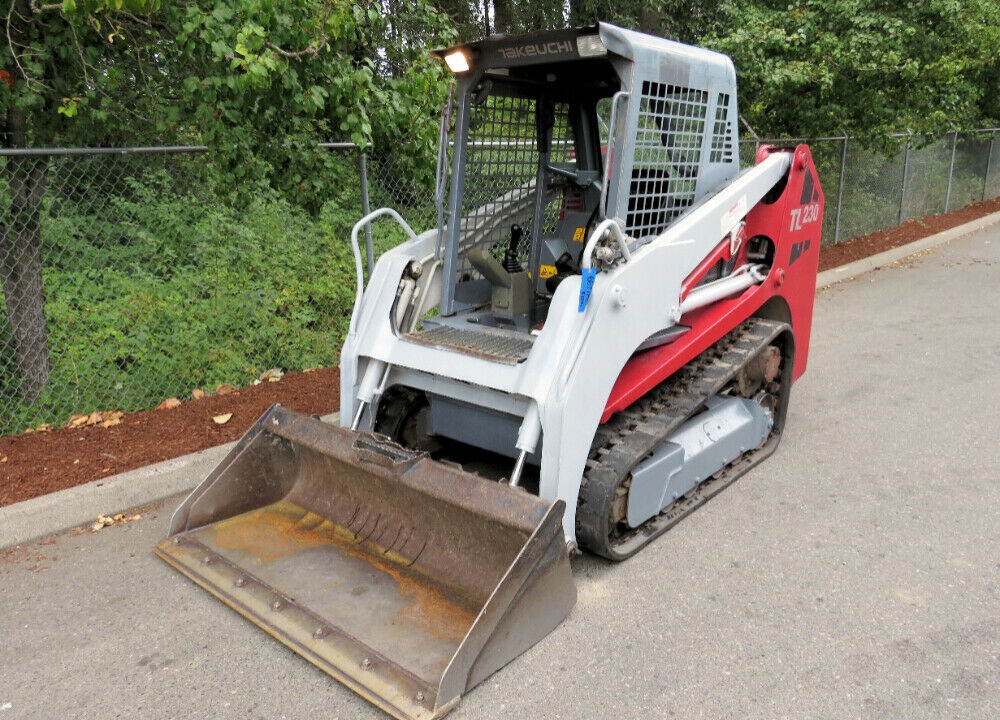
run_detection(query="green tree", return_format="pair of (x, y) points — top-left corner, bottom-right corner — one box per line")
(569, 0), (724, 43)
(2, 0), (164, 403)
(1, 0), (454, 403)
(705, 0), (1000, 142)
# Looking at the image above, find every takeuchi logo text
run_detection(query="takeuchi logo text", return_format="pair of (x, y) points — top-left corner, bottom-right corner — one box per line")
(498, 41), (574, 60)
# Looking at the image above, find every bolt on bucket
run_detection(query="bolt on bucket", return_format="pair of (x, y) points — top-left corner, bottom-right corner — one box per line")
(155, 404), (575, 720)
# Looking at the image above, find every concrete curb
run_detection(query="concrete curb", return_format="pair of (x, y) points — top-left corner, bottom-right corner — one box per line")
(0, 441), (237, 548)
(4, 210), (1000, 550)
(0, 413), (339, 549)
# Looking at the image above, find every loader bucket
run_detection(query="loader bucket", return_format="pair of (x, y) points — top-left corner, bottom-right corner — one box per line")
(155, 404), (575, 720)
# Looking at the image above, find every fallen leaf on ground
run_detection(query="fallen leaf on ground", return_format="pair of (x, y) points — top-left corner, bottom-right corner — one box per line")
(1, 455), (7, 463)
(212, 412), (233, 425)
(259, 368), (284, 382)
(192, 389), (206, 400)
(91, 512), (142, 531)
(100, 412), (124, 428)
(157, 397), (182, 410)
(91, 514), (116, 531)
(66, 410), (125, 429)
(216, 383), (236, 396)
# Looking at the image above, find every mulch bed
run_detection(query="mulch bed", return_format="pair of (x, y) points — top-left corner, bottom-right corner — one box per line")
(0, 367), (339, 505)
(817, 196), (1000, 271)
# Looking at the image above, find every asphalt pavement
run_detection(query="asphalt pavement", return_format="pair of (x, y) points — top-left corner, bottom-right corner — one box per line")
(1, 222), (998, 719)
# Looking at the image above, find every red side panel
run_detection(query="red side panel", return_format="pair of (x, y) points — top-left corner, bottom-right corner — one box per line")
(601, 145), (824, 423)
(744, 145), (824, 379)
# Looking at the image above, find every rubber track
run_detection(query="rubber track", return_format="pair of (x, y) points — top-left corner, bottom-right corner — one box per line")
(576, 317), (791, 560)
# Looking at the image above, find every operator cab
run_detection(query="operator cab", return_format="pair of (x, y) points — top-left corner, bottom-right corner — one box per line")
(429, 28), (621, 332)
(410, 24), (740, 354)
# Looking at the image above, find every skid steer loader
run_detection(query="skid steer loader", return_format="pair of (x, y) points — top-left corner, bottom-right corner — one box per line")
(156, 23), (823, 720)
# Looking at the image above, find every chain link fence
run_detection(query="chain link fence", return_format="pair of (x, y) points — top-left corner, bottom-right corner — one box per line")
(2, 130), (999, 436)
(0, 146), (360, 435)
(322, 143), (441, 275)
(739, 129), (1000, 245)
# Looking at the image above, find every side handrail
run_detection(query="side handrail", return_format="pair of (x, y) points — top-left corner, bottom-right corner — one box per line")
(349, 208), (419, 333)
(577, 219), (632, 312)
(599, 90), (629, 219)
(580, 218), (632, 270)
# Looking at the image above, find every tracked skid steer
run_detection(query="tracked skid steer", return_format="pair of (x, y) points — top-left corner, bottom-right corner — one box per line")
(157, 23), (824, 720)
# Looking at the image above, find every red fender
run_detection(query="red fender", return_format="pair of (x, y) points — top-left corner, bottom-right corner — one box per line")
(601, 145), (824, 423)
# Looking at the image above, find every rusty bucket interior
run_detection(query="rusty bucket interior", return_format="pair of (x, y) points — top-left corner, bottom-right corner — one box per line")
(154, 404), (575, 720)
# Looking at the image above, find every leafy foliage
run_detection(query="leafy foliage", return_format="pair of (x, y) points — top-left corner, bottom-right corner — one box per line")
(3, 0), (997, 181)
(1, 164), (366, 434)
(2, 0), (455, 208)
(568, 0), (724, 44)
(705, 0), (1000, 143)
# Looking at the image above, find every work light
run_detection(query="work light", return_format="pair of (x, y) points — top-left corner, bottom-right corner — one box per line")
(444, 50), (470, 73)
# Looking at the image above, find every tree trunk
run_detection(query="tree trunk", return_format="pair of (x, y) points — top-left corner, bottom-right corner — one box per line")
(567, 0), (593, 29)
(1, 105), (51, 404)
(638, 8), (664, 34)
(493, 0), (512, 35)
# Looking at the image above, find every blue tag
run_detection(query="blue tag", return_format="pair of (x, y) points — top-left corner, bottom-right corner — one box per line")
(578, 267), (597, 312)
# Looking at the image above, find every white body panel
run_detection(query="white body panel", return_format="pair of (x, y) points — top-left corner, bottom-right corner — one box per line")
(340, 152), (791, 543)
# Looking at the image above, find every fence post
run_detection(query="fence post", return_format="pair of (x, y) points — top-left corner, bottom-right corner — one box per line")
(944, 130), (958, 212)
(358, 151), (374, 274)
(985, 130), (997, 202)
(898, 136), (911, 225)
(834, 137), (848, 245)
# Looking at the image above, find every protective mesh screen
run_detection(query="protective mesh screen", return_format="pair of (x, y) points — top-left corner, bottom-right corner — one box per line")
(710, 93), (734, 164)
(626, 81), (709, 239)
(456, 94), (572, 274)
